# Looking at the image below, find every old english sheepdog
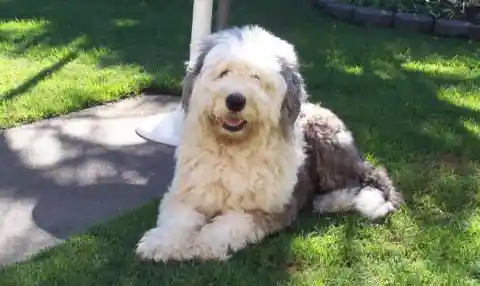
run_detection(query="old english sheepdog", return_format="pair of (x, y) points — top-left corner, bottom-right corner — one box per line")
(135, 25), (404, 262)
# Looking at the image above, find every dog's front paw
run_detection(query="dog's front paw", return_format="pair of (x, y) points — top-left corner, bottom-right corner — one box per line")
(191, 238), (232, 262)
(190, 226), (233, 262)
(135, 227), (194, 262)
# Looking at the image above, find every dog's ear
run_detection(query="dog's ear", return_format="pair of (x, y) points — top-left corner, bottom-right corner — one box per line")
(180, 39), (218, 114)
(180, 53), (206, 114)
(279, 60), (307, 139)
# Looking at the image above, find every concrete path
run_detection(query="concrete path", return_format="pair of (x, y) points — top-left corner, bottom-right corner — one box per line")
(0, 94), (179, 265)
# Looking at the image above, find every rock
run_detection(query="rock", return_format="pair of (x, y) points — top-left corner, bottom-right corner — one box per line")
(393, 12), (434, 33)
(325, 2), (356, 22)
(353, 7), (394, 28)
(434, 19), (471, 37)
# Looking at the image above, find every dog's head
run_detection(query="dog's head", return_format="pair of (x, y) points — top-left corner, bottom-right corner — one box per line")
(181, 25), (307, 142)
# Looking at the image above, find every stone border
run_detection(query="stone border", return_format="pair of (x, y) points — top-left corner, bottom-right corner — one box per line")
(313, 0), (480, 41)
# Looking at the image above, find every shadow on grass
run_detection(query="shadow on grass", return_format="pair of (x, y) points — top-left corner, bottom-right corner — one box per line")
(0, 0), (188, 127)
(0, 0), (479, 284)
(1, 51), (78, 100)
(0, 0), (193, 92)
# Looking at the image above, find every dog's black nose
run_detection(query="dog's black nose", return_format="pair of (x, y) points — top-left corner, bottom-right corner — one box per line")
(225, 93), (246, 112)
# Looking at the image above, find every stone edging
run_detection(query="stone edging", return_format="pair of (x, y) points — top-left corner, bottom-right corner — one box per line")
(313, 0), (480, 41)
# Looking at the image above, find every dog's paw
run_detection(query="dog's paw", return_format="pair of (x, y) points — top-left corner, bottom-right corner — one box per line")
(188, 224), (236, 262)
(135, 227), (194, 262)
(365, 201), (397, 220)
(354, 187), (400, 220)
(190, 237), (232, 262)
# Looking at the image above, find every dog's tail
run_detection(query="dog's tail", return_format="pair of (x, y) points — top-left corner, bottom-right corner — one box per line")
(312, 163), (404, 220)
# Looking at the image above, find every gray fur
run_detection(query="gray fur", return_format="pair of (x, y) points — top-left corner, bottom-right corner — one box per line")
(238, 99), (406, 255)
(180, 43), (212, 113)
(293, 103), (404, 219)
(279, 60), (307, 140)
(218, 101), (405, 257)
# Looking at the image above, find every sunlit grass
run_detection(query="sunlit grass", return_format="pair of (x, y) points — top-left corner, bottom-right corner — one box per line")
(0, 0), (192, 128)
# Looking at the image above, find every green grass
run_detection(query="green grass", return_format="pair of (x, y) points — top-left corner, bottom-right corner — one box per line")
(1, 0), (480, 285)
(0, 0), (188, 129)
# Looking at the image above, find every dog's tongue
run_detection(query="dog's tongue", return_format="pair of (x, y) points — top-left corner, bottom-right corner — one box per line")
(225, 118), (243, 126)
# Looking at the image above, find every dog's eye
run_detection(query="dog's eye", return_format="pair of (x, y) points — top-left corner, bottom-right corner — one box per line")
(252, 74), (260, 80)
(218, 70), (230, 78)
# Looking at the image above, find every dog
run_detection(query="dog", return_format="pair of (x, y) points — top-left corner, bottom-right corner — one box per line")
(135, 25), (404, 262)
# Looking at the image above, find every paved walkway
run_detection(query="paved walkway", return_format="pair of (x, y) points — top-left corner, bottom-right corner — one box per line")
(0, 94), (179, 265)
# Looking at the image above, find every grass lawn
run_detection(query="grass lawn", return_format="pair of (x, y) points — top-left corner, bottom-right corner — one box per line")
(0, 0), (188, 129)
(1, 0), (480, 285)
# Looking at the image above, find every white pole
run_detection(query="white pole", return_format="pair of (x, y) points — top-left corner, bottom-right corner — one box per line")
(189, 0), (214, 62)
(135, 0), (215, 146)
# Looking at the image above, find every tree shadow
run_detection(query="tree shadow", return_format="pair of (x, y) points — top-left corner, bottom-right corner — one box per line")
(0, 95), (179, 265)
(0, 0), (193, 89)
(1, 51), (78, 100)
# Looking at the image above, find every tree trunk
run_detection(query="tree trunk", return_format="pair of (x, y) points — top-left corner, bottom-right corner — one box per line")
(216, 0), (231, 31)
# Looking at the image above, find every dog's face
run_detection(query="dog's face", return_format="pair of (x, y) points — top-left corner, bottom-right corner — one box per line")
(191, 52), (289, 140)
(182, 26), (306, 142)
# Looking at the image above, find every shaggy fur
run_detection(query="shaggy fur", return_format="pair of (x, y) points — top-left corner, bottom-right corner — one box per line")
(135, 25), (404, 262)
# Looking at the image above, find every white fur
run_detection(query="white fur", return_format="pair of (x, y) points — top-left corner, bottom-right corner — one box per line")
(198, 26), (297, 76)
(135, 26), (306, 261)
(335, 131), (354, 146)
(135, 192), (206, 261)
(353, 187), (396, 219)
(189, 211), (265, 261)
(312, 188), (357, 213)
(313, 186), (395, 220)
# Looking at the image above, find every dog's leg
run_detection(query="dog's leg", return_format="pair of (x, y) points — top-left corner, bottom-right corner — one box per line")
(312, 186), (399, 220)
(311, 160), (403, 220)
(301, 103), (404, 220)
(135, 196), (207, 262)
(190, 204), (298, 261)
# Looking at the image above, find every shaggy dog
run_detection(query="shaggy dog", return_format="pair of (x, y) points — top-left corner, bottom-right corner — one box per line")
(135, 25), (404, 262)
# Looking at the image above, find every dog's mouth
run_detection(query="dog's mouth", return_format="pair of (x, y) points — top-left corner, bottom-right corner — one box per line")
(221, 115), (247, 132)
